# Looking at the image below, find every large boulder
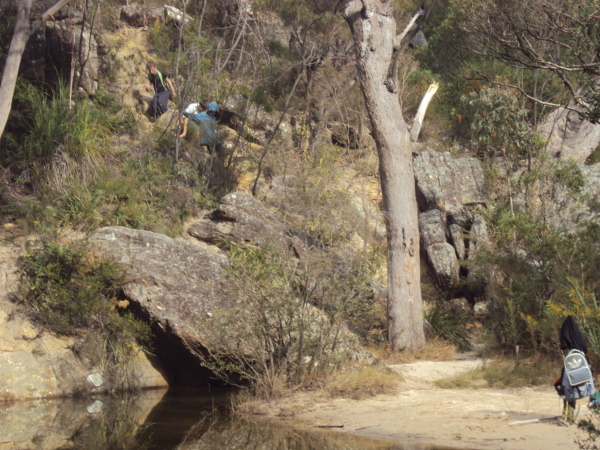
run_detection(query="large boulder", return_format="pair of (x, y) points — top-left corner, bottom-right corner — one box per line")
(89, 226), (230, 385)
(414, 150), (489, 291)
(90, 194), (375, 385)
(414, 149), (487, 211)
(537, 82), (600, 164)
(188, 192), (326, 258)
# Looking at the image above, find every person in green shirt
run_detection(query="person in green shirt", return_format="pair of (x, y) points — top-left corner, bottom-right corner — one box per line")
(145, 61), (175, 118)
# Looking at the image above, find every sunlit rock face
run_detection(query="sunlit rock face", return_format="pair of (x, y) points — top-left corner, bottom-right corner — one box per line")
(0, 236), (167, 403)
(89, 226), (230, 386)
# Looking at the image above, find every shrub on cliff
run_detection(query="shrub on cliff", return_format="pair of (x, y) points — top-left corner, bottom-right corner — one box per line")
(16, 240), (151, 373)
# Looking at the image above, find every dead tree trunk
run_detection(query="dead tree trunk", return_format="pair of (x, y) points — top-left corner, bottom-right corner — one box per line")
(411, 82), (439, 142)
(343, 0), (427, 350)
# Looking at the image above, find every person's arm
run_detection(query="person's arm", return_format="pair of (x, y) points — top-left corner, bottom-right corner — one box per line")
(145, 73), (154, 92)
(166, 76), (176, 94)
(179, 117), (189, 138)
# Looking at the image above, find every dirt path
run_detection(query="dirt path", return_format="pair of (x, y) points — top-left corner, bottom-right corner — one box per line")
(261, 358), (594, 449)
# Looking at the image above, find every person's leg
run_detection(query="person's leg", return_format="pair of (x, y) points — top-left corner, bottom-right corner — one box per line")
(151, 93), (160, 118)
(157, 90), (169, 116)
(566, 400), (576, 423)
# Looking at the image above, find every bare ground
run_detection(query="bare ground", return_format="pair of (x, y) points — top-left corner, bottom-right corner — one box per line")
(254, 358), (595, 449)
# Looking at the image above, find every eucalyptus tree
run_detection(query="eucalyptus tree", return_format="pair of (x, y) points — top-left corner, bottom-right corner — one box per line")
(339, 0), (436, 350)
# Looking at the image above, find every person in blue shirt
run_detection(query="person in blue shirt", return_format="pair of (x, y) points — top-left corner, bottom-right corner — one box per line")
(179, 100), (220, 149)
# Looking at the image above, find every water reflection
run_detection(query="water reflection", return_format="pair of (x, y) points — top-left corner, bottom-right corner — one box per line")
(0, 388), (443, 449)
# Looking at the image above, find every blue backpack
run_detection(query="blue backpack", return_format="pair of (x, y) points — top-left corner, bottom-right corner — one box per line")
(561, 349), (594, 400)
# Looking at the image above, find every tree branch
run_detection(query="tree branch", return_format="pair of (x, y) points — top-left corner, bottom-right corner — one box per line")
(385, 0), (436, 93)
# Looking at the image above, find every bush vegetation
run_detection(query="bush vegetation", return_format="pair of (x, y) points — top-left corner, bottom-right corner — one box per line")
(197, 243), (384, 398)
(1, 0), (599, 399)
(16, 240), (152, 387)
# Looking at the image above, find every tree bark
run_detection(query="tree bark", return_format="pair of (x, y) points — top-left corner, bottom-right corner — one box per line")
(0, 0), (73, 142)
(0, 0), (34, 141)
(343, 0), (425, 350)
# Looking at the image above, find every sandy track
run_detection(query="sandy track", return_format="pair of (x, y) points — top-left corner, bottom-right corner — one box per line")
(264, 358), (594, 449)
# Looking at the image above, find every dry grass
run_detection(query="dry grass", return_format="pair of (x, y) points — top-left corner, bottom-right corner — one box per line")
(325, 365), (402, 400)
(370, 338), (458, 365)
(433, 356), (559, 389)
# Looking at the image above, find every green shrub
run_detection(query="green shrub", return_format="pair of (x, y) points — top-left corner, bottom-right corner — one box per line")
(472, 206), (600, 356)
(197, 243), (380, 398)
(424, 301), (472, 351)
(17, 240), (151, 370)
(457, 84), (541, 164)
(6, 81), (119, 165)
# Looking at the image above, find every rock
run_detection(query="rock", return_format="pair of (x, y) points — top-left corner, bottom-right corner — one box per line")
(19, 13), (100, 97)
(0, 238), (166, 402)
(473, 301), (489, 316)
(449, 224), (466, 260)
(448, 205), (474, 228)
(536, 163), (600, 231)
(0, 315), (167, 401)
(89, 226), (230, 385)
(414, 149), (487, 211)
(419, 209), (448, 247)
(468, 213), (490, 259)
(164, 5), (193, 27)
(90, 216), (373, 385)
(537, 86), (600, 163)
(426, 242), (460, 289)
(120, 4), (163, 27)
(188, 192), (325, 256)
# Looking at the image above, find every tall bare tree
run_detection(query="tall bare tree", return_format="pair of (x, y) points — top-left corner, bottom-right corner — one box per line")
(0, 0), (73, 141)
(341, 0), (435, 350)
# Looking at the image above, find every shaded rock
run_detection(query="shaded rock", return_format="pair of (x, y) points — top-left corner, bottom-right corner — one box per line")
(330, 122), (361, 149)
(449, 224), (466, 260)
(188, 192), (325, 257)
(89, 226), (229, 386)
(16, 10), (100, 96)
(448, 205), (474, 228)
(419, 209), (448, 247)
(468, 213), (490, 259)
(414, 149), (487, 211)
(120, 4), (163, 27)
(426, 242), (460, 289)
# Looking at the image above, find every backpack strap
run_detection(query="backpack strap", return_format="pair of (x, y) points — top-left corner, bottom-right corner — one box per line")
(156, 71), (168, 90)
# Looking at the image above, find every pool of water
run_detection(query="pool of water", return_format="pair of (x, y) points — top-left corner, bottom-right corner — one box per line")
(0, 388), (448, 449)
